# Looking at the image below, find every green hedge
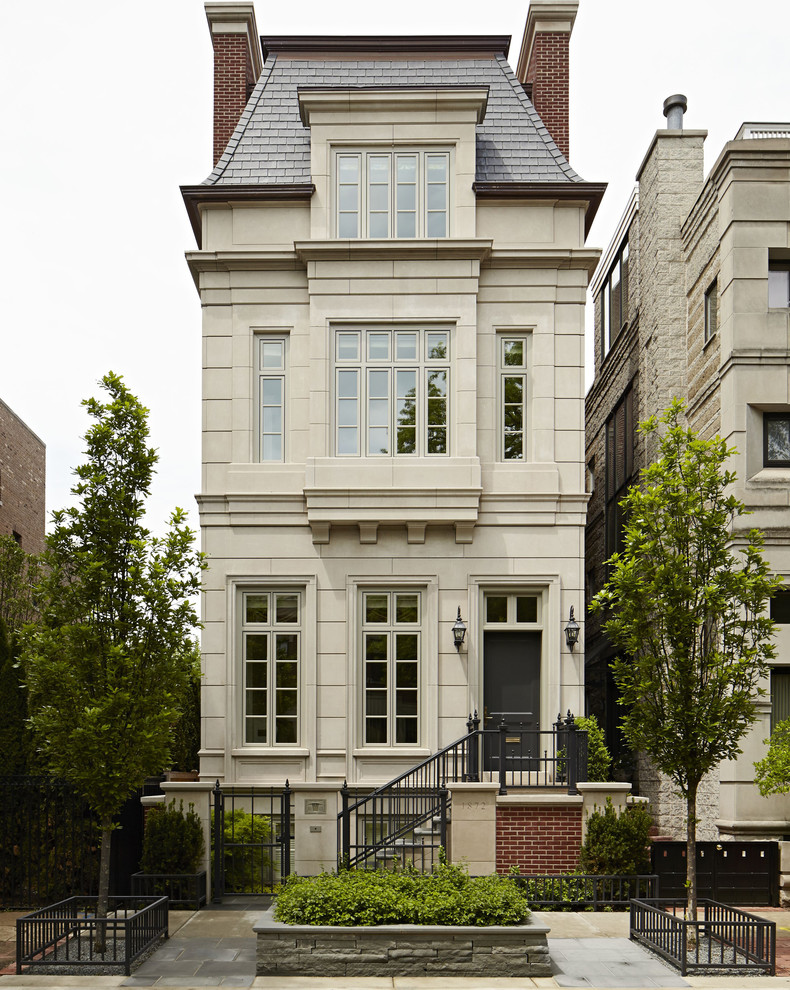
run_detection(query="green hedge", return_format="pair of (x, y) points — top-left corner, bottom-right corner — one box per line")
(141, 800), (204, 875)
(275, 858), (530, 927)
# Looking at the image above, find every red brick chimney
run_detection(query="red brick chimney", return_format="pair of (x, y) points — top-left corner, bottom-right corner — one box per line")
(516, 1), (578, 161)
(205, 3), (263, 166)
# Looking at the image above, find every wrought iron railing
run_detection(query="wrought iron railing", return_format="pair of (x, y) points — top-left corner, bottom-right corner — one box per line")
(630, 897), (776, 975)
(338, 713), (588, 871)
(517, 874), (658, 910)
(211, 782), (292, 900)
(16, 895), (168, 975)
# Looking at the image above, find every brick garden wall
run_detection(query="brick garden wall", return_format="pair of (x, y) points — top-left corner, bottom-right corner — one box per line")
(495, 805), (582, 873)
(0, 399), (45, 554)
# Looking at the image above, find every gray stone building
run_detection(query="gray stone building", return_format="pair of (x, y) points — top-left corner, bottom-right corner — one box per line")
(585, 102), (790, 842)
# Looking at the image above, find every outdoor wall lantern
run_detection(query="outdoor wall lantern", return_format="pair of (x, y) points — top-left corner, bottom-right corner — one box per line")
(564, 606), (580, 651)
(452, 607), (467, 651)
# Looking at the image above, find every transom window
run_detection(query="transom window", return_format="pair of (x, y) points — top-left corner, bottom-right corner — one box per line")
(362, 591), (421, 746)
(257, 337), (286, 462)
(484, 593), (539, 625)
(242, 591), (300, 745)
(499, 335), (528, 460)
(336, 151), (450, 238)
(335, 328), (449, 456)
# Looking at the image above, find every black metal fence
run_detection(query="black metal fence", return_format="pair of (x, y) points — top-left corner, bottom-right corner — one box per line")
(212, 782), (293, 900)
(630, 897), (776, 975)
(516, 874), (659, 910)
(16, 895), (168, 976)
(131, 871), (207, 910)
(0, 777), (99, 909)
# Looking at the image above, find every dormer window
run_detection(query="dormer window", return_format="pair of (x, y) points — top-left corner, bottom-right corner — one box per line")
(336, 150), (450, 238)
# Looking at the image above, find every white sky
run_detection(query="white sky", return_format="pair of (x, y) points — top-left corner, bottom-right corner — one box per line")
(1, 0), (788, 537)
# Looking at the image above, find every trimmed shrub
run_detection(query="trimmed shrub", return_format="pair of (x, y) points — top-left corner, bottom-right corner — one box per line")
(275, 859), (530, 927)
(141, 800), (204, 875)
(575, 714), (611, 782)
(579, 798), (651, 875)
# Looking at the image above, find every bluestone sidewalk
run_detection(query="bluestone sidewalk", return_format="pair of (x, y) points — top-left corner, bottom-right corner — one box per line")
(4, 903), (790, 989)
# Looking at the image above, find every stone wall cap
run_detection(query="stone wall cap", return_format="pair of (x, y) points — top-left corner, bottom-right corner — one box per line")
(160, 781), (217, 791)
(577, 782), (632, 793)
(254, 905), (551, 936)
(446, 782), (501, 793)
(496, 792), (582, 806)
(635, 129), (708, 182)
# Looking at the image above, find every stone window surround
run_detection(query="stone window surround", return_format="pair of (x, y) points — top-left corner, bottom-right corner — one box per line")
(229, 576), (317, 759)
(497, 330), (531, 462)
(348, 574), (438, 762)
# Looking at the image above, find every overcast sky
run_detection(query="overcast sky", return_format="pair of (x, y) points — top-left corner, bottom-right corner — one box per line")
(1, 0), (788, 537)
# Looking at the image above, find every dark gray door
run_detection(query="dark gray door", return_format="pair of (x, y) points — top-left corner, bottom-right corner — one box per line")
(483, 631), (541, 772)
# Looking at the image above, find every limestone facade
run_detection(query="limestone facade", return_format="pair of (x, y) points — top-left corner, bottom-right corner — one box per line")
(186, 6), (602, 790)
(586, 113), (790, 840)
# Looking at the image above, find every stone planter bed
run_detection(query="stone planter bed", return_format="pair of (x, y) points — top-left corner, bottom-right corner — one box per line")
(254, 906), (551, 977)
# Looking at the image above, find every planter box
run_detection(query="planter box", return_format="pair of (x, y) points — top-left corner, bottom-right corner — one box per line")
(131, 871), (207, 910)
(16, 895), (168, 976)
(630, 897), (775, 975)
(254, 907), (551, 977)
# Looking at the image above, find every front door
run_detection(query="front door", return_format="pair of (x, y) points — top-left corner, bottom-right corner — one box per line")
(483, 630), (541, 771)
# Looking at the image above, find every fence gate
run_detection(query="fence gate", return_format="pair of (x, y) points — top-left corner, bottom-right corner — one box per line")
(212, 782), (292, 900)
(651, 841), (779, 906)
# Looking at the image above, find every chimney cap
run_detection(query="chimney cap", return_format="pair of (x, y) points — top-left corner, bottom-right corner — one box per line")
(663, 94), (688, 118)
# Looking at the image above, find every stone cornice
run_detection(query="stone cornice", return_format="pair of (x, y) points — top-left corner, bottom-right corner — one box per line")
(294, 239), (493, 262)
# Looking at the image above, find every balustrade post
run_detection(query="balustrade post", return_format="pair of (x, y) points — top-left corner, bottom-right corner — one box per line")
(340, 780), (351, 868)
(212, 780), (223, 902)
(281, 780), (291, 879)
(438, 787), (448, 852)
(466, 710), (480, 782)
(498, 718), (508, 795)
(566, 712), (579, 795)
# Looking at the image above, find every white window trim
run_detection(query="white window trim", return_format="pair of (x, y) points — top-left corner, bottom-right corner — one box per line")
(347, 575), (438, 762)
(497, 331), (531, 462)
(228, 576), (316, 758)
(333, 148), (452, 239)
(333, 326), (451, 458)
(255, 332), (289, 463)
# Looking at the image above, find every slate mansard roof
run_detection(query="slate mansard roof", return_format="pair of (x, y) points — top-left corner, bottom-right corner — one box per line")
(203, 45), (584, 188)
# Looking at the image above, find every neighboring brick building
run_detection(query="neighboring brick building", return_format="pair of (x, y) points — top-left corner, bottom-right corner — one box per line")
(585, 101), (790, 842)
(0, 398), (45, 554)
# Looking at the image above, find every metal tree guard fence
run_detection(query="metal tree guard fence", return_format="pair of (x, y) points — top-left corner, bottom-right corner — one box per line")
(630, 898), (776, 975)
(16, 895), (168, 976)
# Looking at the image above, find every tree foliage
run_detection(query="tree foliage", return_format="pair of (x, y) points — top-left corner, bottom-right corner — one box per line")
(575, 715), (611, 782)
(591, 400), (777, 916)
(0, 534), (41, 635)
(755, 719), (790, 796)
(22, 372), (204, 923)
(0, 617), (33, 773)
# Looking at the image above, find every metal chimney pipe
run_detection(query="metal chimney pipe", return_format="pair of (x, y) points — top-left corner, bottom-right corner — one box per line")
(663, 94), (688, 129)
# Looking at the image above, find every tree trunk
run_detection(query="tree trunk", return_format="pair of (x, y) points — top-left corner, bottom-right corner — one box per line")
(94, 818), (113, 954)
(686, 787), (698, 923)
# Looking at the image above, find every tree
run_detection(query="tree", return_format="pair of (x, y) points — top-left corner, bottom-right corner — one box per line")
(591, 400), (777, 919)
(0, 617), (33, 773)
(22, 372), (204, 935)
(0, 534), (41, 635)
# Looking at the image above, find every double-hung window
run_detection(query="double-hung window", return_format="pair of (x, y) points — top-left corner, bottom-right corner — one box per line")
(257, 337), (286, 462)
(704, 279), (718, 342)
(362, 591), (421, 746)
(769, 260), (790, 308)
(336, 151), (450, 238)
(242, 591), (300, 745)
(499, 335), (528, 460)
(605, 388), (634, 559)
(335, 328), (449, 456)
